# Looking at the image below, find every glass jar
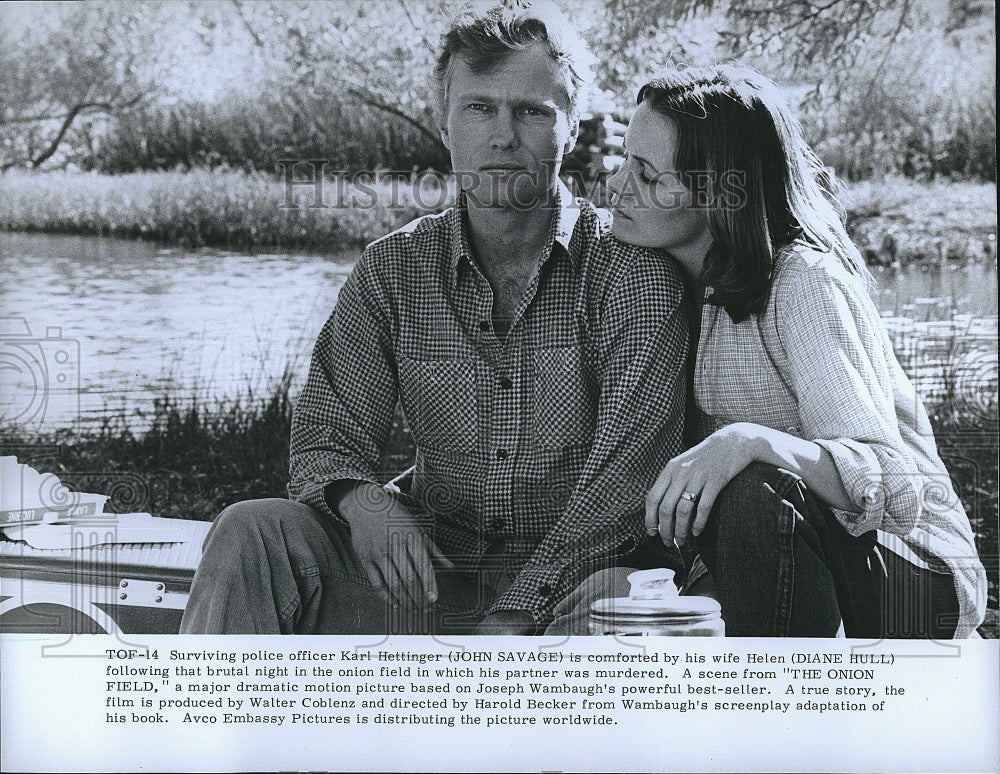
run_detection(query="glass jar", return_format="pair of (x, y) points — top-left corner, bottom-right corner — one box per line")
(588, 568), (724, 636)
(588, 595), (725, 636)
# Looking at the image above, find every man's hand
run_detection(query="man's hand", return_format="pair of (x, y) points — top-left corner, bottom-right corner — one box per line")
(330, 481), (453, 610)
(474, 610), (537, 635)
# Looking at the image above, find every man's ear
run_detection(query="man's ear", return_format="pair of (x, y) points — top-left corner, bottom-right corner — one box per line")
(439, 125), (451, 150)
(563, 116), (580, 155)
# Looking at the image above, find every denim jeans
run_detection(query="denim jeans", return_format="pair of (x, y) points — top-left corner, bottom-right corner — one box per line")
(180, 465), (959, 638)
(179, 498), (642, 635)
(691, 462), (959, 638)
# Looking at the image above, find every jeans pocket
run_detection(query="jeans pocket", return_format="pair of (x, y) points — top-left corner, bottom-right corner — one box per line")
(532, 345), (596, 449)
(398, 356), (478, 453)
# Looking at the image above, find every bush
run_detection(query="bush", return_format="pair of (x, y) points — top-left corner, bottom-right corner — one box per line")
(802, 24), (996, 182)
(93, 93), (450, 176)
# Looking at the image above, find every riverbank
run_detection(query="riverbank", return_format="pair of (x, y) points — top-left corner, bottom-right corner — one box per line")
(0, 169), (996, 261)
(0, 168), (439, 250)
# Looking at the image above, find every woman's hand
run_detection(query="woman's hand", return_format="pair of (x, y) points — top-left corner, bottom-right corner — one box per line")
(645, 423), (761, 545)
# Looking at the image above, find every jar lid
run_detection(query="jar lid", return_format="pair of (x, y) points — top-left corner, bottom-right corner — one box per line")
(590, 595), (721, 619)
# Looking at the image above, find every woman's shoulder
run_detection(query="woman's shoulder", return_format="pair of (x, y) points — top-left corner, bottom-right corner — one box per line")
(769, 243), (871, 312)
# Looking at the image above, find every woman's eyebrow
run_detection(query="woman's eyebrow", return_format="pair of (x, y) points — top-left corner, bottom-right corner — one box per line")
(625, 143), (660, 173)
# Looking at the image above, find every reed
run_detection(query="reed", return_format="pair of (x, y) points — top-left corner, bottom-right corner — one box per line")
(1, 170), (995, 264)
(0, 168), (444, 250)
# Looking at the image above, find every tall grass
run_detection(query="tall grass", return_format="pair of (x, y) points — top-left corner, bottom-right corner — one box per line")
(843, 177), (997, 265)
(1, 375), (414, 522)
(0, 168), (447, 249)
(801, 21), (996, 182)
(1, 170), (997, 264)
(94, 95), (450, 176)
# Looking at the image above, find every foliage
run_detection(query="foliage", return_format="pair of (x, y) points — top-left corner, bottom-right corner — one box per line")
(843, 177), (997, 265)
(0, 376), (414, 522)
(93, 92), (448, 175)
(0, 0), (993, 181)
(0, 168), (444, 249)
(799, 17), (996, 181)
(0, 3), (171, 171)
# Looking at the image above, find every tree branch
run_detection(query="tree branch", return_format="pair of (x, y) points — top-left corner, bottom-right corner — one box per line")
(340, 83), (442, 147)
(394, 0), (437, 58)
(732, 0), (860, 56)
(230, 0), (266, 49)
(28, 93), (144, 168)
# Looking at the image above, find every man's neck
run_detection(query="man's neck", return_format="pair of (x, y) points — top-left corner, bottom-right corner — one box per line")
(463, 196), (559, 340)
(465, 201), (555, 271)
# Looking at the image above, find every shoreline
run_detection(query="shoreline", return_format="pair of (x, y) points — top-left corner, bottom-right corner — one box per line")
(0, 170), (996, 263)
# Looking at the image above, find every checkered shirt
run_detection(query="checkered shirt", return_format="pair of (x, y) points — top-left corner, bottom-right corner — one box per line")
(691, 246), (987, 637)
(288, 187), (689, 626)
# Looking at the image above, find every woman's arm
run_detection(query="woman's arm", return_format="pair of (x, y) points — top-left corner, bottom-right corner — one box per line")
(647, 250), (922, 545)
(644, 421), (858, 545)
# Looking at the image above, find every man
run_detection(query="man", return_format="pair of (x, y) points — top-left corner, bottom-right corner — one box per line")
(180, 0), (688, 635)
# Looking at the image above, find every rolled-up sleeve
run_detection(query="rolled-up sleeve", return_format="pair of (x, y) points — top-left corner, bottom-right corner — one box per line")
(774, 257), (921, 536)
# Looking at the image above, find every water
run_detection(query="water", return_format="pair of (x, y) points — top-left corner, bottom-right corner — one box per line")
(1, 232), (356, 432)
(1, 232), (997, 432)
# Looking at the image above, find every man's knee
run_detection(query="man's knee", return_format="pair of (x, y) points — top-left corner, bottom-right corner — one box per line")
(205, 498), (329, 553)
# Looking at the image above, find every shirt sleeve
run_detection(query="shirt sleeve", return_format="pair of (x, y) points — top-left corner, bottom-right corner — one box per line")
(487, 244), (690, 626)
(771, 253), (922, 536)
(286, 247), (399, 520)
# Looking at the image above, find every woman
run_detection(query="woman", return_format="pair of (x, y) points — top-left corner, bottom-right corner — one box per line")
(607, 64), (987, 637)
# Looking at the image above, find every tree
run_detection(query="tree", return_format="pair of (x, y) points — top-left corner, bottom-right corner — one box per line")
(222, 0), (450, 168)
(0, 3), (168, 171)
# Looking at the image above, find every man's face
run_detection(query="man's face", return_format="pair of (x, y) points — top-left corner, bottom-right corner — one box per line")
(440, 41), (578, 211)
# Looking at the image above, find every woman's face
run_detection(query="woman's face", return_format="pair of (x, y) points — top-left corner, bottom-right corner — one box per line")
(608, 102), (712, 262)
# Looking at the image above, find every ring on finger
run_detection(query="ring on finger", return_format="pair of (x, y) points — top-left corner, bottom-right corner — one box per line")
(680, 491), (699, 503)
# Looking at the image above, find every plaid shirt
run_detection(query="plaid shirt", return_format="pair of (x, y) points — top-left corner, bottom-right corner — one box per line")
(288, 186), (688, 626)
(692, 246), (987, 637)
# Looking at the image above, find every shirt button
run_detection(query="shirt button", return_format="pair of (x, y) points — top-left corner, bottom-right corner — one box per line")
(499, 376), (513, 390)
(538, 584), (553, 597)
(491, 518), (504, 532)
(479, 320), (491, 332)
(787, 426), (800, 435)
(495, 448), (509, 461)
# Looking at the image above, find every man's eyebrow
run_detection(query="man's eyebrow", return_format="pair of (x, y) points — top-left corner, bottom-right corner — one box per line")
(454, 92), (495, 103)
(454, 92), (559, 108)
(513, 98), (556, 110)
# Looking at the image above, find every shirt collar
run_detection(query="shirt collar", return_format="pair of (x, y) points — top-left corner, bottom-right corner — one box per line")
(447, 180), (583, 287)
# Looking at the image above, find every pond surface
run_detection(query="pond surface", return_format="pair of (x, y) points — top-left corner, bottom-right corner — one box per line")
(1, 232), (997, 432)
(1, 233), (354, 432)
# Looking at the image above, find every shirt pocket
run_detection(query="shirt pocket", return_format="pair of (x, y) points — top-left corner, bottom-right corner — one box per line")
(398, 356), (478, 453)
(532, 345), (596, 450)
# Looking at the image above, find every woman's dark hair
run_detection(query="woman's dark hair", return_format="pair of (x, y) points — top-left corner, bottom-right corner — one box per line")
(637, 64), (869, 322)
